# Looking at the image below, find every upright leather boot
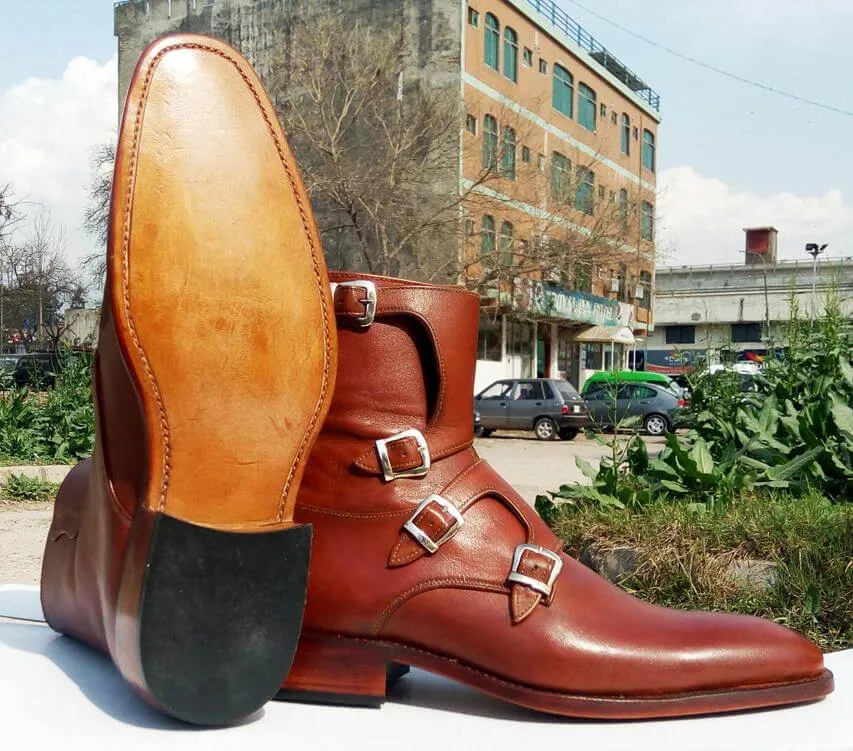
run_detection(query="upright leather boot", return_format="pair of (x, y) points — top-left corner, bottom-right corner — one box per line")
(279, 272), (833, 719)
(40, 35), (336, 725)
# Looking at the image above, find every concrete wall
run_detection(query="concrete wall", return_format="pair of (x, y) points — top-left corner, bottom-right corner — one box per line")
(653, 258), (853, 329)
(61, 308), (101, 349)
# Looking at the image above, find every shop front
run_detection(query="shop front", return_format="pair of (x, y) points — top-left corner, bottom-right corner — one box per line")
(474, 281), (638, 392)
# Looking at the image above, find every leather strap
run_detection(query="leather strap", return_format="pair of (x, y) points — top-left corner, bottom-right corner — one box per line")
(329, 274), (481, 477)
(387, 459), (561, 624)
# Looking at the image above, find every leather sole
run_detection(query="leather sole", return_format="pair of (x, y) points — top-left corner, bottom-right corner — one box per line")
(277, 634), (835, 719)
(108, 35), (336, 724)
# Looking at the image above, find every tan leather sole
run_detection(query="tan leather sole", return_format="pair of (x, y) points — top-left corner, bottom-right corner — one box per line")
(279, 634), (835, 719)
(110, 35), (336, 529)
(106, 34), (336, 725)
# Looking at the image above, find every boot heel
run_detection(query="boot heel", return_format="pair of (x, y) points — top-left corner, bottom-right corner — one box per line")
(277, 636), (392, 707)
(116, 515), (312, 725)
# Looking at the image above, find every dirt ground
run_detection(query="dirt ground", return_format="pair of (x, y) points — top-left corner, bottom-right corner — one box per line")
(0, 433), (664, 587)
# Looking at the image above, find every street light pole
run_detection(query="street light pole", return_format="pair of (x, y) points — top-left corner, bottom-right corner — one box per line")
(805, 243), (828, 323)
(744, 250), (771, 347)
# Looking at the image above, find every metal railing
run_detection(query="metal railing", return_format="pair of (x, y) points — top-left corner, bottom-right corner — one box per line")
(521, 0), (661, 112)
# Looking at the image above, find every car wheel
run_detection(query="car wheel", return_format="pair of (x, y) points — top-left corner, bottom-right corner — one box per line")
(477, 428), (492, 438)
(558, 428), (578, 441)
(534, 417), (557, 440)
(644, 413), (669, 436)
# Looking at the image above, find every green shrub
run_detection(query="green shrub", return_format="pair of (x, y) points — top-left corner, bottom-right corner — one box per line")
(551, 491), (853, 651)
(1, 473), (59, 503)
(680, 291), (852, 501)
(0, 350), (95, 465)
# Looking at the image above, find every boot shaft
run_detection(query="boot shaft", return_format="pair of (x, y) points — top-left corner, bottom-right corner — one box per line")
(304, 273), (481, 487)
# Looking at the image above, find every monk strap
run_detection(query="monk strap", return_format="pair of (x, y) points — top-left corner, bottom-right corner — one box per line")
(508, 544), (562, 602)
(402, 494), (464, 554)
(375, 428), (430, 481)
(330, 280), (377, 327)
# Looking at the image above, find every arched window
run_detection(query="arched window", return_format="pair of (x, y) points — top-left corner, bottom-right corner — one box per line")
(503, 27), (518, 82)
(551, 152), (570, 202)
(641, 201), (654, 240)
(578, 83), (596, 131)
(574, 167), (595, 215)
(500, 221), (514, 266)
(481, 215), (496, 259)
(482, 114), (498, 169)
(484, 14), (500, 70)
(501, 126), (516, 179)
(619, 188), (628, 228)
(552, 64), (573, 118)
(642, 129), (656, 172)
(621, 114), (630, 156)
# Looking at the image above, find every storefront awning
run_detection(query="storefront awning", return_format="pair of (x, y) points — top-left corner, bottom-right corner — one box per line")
(574, 325), (636, 345)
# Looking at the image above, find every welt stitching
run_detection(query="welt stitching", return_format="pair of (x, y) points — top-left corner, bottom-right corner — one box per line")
(121, 49), (173, 512)
(122, 42), (332, 520)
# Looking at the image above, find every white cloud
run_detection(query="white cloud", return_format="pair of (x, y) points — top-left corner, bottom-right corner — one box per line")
(656, 166), (852, 266)
(0, 55), (117, 266)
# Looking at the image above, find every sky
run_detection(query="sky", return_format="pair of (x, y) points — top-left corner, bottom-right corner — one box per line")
(1, 0), (852, 270)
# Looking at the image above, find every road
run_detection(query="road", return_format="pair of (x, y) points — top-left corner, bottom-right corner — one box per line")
(0, 433), (665, 586)
(476, 431), (665, 502)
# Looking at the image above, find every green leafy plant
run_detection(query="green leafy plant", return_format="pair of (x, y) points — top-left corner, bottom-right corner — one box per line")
(1, 473), (59, 503)
(0, 350), (94, 465)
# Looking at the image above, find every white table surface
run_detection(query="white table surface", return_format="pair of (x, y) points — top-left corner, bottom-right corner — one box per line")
(1, 584), (850, 751)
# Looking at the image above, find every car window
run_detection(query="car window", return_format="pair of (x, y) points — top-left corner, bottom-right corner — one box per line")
(616, 384), (633, 399)
(628, 385), (656, 399)
(541, 381), (555, 399)
(480, 381), (514, 399)
(554, 380), (579, 400)
(585, 387), (609, 401)
(513, 382), (543, 400)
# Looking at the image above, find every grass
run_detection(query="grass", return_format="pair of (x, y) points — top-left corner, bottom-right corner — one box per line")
(551, 490), (853, 651)
(0, 474), (59, 504)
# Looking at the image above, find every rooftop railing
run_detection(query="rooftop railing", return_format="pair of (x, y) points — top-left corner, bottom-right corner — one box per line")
(522, 0), (661, 112)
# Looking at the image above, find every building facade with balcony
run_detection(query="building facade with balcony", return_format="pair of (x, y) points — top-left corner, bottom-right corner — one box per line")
(114, 0), (660, 392)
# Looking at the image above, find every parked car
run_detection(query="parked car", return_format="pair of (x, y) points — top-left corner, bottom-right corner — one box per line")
(475, 378), (591, 440)
(581, 369), (682, 396)
(0, 352), (62, 389)
(583, 381), (686, 436)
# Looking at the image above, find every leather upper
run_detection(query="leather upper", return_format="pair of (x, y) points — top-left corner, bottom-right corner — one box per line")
(295, 272), (825, 697)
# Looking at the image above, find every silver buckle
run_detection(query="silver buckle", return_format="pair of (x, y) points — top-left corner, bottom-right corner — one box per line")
(507, 544), (563, 600)
(375, 428), (430, 482)
(330, 280), (377, 327)
(403, 494), (464, 554)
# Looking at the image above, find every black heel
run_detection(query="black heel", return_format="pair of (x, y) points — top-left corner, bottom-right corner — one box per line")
(137, 517), (311, 725)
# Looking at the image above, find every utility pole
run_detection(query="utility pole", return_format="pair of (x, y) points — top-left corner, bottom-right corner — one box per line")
(805, 243), (828, 323)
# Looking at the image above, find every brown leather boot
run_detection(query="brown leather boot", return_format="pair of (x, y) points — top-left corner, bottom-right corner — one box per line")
(40, 35), (336, 725)
(278, 272), (833, 719)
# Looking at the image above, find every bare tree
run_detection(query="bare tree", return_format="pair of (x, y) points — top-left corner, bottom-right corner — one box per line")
(267, 8), (655, 294)
(0, 210), (88, 349)
(81, 140), (116, 281)
(267, 11), (517, 282)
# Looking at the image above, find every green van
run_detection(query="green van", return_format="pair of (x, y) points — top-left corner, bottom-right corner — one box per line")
(580, 370), (680, 395)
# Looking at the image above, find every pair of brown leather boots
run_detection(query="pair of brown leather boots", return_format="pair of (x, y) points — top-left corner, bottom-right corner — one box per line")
(40, 35), (833, 726)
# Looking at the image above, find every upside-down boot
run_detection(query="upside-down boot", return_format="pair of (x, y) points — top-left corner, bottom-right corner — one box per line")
(40, 35), (336, 725)
(278, 272), (833, 719)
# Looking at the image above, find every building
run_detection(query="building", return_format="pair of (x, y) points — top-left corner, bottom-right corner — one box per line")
(114, 0), (660, 392)
(645, 228), (853, 373)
